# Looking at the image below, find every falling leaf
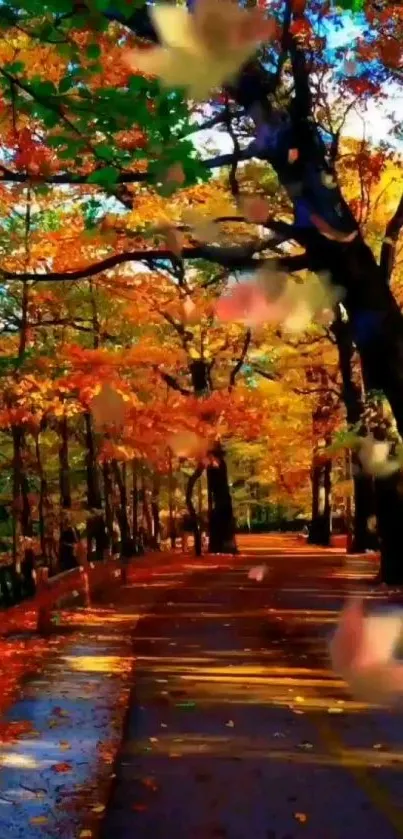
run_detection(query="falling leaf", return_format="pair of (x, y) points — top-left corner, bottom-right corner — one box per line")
(182, 295), (200, 323)
(330, 597), (403, 704)
(168, 430), (208, 459)
(310, 212), (358, 243)
(92, 804), (106, 814)
(248, 564), (268, 582)
(164, 163), (186, 187)
(182, 208), (220, 243)
(123, 0), (275, 100)
(288, 147), (299, 163)
(157, 223), (184, 256)
(225, 719), (235, 727)
(239, 195), (270, 224)
(358, 435), (400, 478)
(90, 384), (126, 430)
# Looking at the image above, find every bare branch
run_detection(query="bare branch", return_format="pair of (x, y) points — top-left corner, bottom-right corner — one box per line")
(155, 368), (192, 396)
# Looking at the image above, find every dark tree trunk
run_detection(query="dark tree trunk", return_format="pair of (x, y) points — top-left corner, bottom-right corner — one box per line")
(112, 459), (133, 557)
(186, 466), (203, 557)
(84, 412), (107, 561)
(141, 472), (153, 544)
(132, 459), (139, 550)
(35, 432), (48, 562)
(332, 311), (377, 553)
(308, 456), (331, 547)
(12, 426), (34, 598)
(207, 442), (237, 554)
(59, 414), (71, 510)
(167, 452), (175, 549)
(102, 460), (114, 549)
(151, 473), (161, 549)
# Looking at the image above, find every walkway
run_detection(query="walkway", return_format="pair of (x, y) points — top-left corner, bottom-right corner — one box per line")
(102, 536), (403, 839)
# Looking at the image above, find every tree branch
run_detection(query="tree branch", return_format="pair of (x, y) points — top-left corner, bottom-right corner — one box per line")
(380, 192), (403, 285)
(0, 240), (275, 283)
(156, 369), (192, 396)
(229, 328), (252, 389)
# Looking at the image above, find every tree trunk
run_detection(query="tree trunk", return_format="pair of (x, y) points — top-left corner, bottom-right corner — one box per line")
(151, 472), (161, 549)
(308, 457), (331, 547)
(35, 431), (48, 562)
(12, 426), (35, 598)
(332, 311), (377, 553)
(141, 472), (153, 545)
(132, 459), (139, 551)
(167, 452), (175, 549)
(84, 412), (107, 561)
(112, 459), (133, 557)
(373, 474), (403, 584)
(59, 414), (72, 510)
(102, 460), (114, 551)
(207, 442), (237, 554)
(186, 466), (203, 557)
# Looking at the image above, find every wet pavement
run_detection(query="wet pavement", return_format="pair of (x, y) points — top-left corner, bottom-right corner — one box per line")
(101, 536), (403, 839)
(1, 537), (402, 839)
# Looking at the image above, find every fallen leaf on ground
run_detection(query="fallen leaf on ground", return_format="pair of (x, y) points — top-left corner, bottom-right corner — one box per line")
(294, 812), (308, 823)
(248, 564), (268, 581)
(52, 762), (72, 773)
(30, 817), (49, 826)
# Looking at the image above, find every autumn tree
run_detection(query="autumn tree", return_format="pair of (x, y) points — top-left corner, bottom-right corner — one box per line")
(0, 0), (402, 581)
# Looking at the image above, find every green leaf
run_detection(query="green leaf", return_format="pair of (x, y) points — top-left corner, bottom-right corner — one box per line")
(59, 75), (74, 94)
(4, 60), (25, 74)
(32, 105), (60, 128)
(87, 166), (119, 188)
(94, 143), (114, 162)
(86, 43), (102, 60)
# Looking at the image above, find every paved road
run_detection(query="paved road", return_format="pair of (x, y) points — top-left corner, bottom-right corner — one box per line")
(102, 536), (403, 839)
